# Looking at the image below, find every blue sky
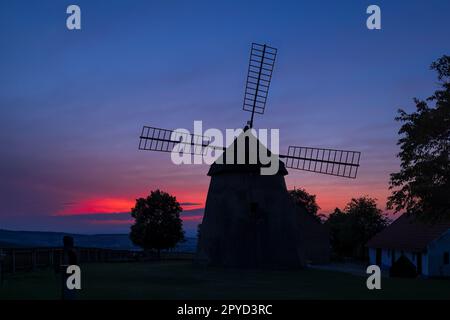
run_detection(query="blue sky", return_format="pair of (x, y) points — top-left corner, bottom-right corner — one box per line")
(1, 0), (450, 234)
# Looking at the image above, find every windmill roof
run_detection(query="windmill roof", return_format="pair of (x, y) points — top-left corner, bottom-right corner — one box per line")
(207, 129), (288, 176)
(366, 213), (450, 252)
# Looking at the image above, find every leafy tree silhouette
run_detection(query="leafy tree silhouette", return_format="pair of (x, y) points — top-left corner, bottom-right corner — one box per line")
(387, 55), (450, 221)
(289, 187), (323, 222)
(326, 196), (389, 259)
(130, 189), (185, 257)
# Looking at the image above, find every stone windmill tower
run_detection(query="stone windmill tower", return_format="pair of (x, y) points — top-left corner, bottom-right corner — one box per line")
(138, 43), (361, 268)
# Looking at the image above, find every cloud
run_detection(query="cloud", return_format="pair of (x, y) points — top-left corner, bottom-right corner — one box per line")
(180, 202), (202, 206)
(56, 198), (135, 216)
(181, 208), (204, 217)
(56, 212), (131, 220)
(54, 208), (204, 227)
(87, 219), (134, 225)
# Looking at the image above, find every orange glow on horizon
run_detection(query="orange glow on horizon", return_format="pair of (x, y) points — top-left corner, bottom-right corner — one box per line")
(56, 193), (205, 216)
(54, 177), (390, 222)
(57, 198), (135, 216)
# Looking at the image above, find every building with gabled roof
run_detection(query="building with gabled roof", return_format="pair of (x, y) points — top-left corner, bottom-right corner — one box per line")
(367, 213), (450, 277)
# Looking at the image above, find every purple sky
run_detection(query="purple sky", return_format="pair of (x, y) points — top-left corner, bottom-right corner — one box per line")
(1, 0), (450, 235)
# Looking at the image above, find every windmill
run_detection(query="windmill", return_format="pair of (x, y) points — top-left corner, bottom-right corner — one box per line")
(138, 43), (361, 268)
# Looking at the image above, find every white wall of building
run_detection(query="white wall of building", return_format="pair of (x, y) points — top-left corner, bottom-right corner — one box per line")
(368, 248), (376, 265)
(427, 230), (450, 277)
(368, 247), (430, 276)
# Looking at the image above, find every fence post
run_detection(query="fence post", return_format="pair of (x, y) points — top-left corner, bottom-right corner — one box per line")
(32, 249), (37, 270)
(12, 250), (16, 273)
(0, 249), (3, 284)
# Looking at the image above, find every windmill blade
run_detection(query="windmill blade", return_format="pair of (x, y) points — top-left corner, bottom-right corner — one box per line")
(139, 126), (224, 155)
(243, 43), (277, 127)
(280, 146), (361, 179)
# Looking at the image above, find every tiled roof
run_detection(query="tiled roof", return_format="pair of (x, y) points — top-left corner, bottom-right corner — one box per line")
(366, 214), (450, 252)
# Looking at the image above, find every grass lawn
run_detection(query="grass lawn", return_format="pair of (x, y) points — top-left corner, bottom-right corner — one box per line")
(1, 261), (449, 300)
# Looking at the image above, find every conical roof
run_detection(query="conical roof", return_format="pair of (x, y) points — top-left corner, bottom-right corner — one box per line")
(207, 129), (288, 176)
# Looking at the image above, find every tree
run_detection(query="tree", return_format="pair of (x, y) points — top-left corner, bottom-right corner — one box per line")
(326, 196), (389, 259)
(130, 189), (185, 257)
(387, 55), (450, 221)
(326, 208), (352, 258)
(289, 187), (322, 222)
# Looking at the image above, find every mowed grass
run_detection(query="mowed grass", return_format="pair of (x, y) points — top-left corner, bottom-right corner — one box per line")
(1, 261), (449, 300)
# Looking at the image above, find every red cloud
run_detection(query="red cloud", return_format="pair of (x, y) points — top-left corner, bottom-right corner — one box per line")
(56, 198), (135, 216)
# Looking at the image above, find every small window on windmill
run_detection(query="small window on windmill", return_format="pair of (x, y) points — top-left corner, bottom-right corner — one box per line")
(250, 202), (259, 219)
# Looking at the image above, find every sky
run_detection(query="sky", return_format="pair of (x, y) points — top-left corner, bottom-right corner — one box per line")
(1, 0), (450, 235)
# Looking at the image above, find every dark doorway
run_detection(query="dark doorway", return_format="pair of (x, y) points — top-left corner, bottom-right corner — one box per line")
(390, 255), (417, 278)
(376, 248), (382, 266)
(417, 253), (422, 275)
(250, 202), (259, 219)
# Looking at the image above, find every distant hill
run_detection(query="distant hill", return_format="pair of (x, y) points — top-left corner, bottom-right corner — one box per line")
(0, 240), (24, 248)
(0, 229), (197, 252)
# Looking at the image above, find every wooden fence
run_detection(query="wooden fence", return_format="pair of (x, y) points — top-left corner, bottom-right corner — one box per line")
(0, 247), (138, 274)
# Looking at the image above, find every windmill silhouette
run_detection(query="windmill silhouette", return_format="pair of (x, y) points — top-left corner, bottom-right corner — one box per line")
(138, 43), (361, 268)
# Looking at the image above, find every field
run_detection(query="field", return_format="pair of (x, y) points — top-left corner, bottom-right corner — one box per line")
(1, 261), (449, 300)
